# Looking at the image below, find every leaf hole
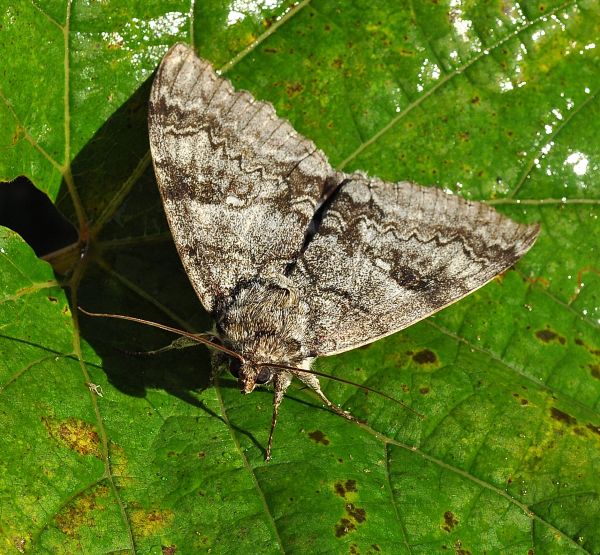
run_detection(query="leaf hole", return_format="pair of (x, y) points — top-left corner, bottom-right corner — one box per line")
(0, 176), (77, 256)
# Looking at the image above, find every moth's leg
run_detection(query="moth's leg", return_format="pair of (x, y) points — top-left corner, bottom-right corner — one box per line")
(266, 371), (293, 462)
(294, 371), (362, 425)
(120, 334), (213, 357)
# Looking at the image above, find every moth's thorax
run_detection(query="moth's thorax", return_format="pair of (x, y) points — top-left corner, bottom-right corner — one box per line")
(214, 275), (309, 365)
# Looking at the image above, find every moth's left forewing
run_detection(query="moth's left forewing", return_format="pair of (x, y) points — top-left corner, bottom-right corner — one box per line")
(290, 176), (539, 357)
(148, 44), (337, 314)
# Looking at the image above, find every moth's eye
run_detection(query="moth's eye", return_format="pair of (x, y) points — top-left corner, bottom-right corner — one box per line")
(229, 358), (241, 379)
(255, 367), (272, 384)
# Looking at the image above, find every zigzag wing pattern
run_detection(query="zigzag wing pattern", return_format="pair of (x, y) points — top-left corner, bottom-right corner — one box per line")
(290, 175), (539, 356)
(148, 44), (335, 313)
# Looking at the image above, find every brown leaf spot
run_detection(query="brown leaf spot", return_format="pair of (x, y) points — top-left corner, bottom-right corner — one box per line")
(345, 479), (357, 493)
(334, 496), (366, 537)
(419, 387), (430, 395)
(162, 546), (177, 555)
(550, 407), (577, 426)
(42, 417), (101, 458)
(535, 328), (566, 345)
(575, 338), (584, 346)
(442, 510), (459, 532)
(350, 544), (359, 554)
(55, 485), (110, 537)
(471, 96), (480, 104)
(346, 503), (366, 523)
(12, 537), (26, 553)
(335, 518), (356, 537)
(371, 545), (381, 552)
(47, 296), (58, 303)
(334, 479), (357, 498)
(285, 82), (304, 97)
(309, 430), (330, 445)
(12, 126), (24, 145)
(513, 393), (529, 405)
(130, 508), (175, 538)
(412, 349), (437, 364)
(455, 540), (472, 555)
(334, 482), (346, 497)
(587, 423), (600, 436)
(589, 364), (600, 379)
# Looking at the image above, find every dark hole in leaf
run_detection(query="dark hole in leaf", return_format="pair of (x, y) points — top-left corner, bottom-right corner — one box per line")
(0, 176), (77, 256)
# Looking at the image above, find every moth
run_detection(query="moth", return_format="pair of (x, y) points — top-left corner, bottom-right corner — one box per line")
(146, 43), (539, 460)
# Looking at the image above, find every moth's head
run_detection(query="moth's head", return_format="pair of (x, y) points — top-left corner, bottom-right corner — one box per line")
(229, 358), (273, 393)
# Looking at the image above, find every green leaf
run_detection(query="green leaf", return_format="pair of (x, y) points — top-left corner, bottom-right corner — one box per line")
(1, 1), (599, 553)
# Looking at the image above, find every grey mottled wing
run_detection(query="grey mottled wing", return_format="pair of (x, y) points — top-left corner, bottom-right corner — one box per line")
(148, 43), (335, 313)
(290, 175), (539, 356)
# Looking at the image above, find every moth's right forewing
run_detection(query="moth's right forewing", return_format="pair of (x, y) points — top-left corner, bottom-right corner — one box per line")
(290, 176), (539, 357)
(148, 43), (335, 313)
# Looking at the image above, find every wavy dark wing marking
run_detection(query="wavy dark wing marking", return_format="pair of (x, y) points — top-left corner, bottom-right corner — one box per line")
(290, 175), (540, 356)
(148, 43), (337, 313)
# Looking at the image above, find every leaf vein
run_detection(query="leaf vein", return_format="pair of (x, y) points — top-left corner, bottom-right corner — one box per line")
(338, 0), (576, 171)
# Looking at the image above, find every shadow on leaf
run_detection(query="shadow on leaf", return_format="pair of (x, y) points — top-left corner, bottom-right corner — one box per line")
(51, 74), (255, 437)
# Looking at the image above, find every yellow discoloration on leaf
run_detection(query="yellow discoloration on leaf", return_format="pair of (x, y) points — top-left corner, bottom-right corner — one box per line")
(42, 417), (102, 458)
(55, 485), (110, 538)
(130, 506), (175, 538)
(108, 442), (131, 483)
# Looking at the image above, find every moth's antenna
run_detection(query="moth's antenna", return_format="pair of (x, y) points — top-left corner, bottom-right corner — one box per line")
(78, 307), (245, 362)
(258, 362), (424, 419)
(79, 308), (422, 418)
